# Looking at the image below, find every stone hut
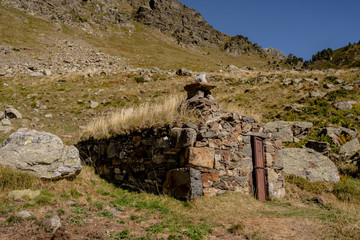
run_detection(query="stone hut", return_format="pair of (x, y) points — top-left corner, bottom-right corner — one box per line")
(77, 81), (286, 201)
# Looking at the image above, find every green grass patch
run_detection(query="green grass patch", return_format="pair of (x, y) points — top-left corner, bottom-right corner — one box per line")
(34, 190), (55, 205)
(0, 166), (37, 191)
(286, 175), (328, 194)
(333, 176), (360, 203)
(97, 211), (115, 218)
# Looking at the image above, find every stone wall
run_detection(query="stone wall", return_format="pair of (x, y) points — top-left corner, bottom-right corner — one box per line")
(77, 112), (285, 200)
(77, 81), (286, 200)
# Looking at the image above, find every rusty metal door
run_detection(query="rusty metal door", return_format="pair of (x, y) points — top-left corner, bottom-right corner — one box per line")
(252, 136), (267, 202)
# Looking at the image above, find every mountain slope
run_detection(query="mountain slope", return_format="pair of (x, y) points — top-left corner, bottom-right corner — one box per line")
(307, 42), (360, 69)
(0, 0), (277, 72)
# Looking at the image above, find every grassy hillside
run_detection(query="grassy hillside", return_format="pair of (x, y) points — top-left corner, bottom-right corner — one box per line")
(306, 42), (360, 69)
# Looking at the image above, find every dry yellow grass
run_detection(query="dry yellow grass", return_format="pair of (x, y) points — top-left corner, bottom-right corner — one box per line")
(82, 95), (192, 138)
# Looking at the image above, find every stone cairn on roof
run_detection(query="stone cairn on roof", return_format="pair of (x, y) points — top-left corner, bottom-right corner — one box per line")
(179, 73), (222, 119)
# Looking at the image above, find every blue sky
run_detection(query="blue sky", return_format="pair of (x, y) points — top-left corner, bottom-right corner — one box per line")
(178, 0), (360, 60)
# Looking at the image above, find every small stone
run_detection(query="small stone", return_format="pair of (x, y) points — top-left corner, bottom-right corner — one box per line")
(335, 79), (344, 84)
(342, 85), (353, 90)
(309, 91), (326, 98)
(1, 118), (11, 126)
(43, 69), (52, 76)
(43, 214), (61, 232)
(45, 113), (53, 118)
(323, 83), (334, 89)
(16, 211), (31, 218)
(0, 111), (5, 120)
(89, 101), (99, 108)
(334, 102), (353, 111)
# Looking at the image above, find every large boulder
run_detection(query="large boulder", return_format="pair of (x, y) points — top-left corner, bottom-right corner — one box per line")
(0, 128), (82, 180)
(279, 148), (340, 183)
(264, 121), (313, 142)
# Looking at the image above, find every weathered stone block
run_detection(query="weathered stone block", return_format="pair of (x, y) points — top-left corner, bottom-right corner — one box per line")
(170, 128), (197, 148)
(186, 147), (215, 168)
(163, 168), (203, 200)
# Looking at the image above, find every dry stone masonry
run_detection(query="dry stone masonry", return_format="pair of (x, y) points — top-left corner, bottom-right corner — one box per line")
(77, 81), (286, 200)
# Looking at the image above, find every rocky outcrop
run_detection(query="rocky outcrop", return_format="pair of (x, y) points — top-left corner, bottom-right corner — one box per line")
(134, 0), (227, 47)
(223, 35), (264, 56)
(263, 48), (287, 60)
(264, 121), (313, 142)
(279, 148), (340, 183)
(0, 129), (82, 180)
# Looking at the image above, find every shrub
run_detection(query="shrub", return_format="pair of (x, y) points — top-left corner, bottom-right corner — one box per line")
(286, 175), (328, 194)
(333, 176), (360, 203)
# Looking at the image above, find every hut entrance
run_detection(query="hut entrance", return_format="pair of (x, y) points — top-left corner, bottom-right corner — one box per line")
(252, 136), (267, 202)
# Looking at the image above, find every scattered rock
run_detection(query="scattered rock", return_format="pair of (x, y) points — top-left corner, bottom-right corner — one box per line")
(279, 148), (340, 183)
(89, 101), (99, 109)
(5, 108), (22, 119)
(0, 111), (4, 120)
(150, 67), (160, 73)
(176, 68), (192, 76)
(226, 65), (239, 71)
(45, 113), (53, 118)
(16, 210), (32, 219)
(334, 101), (353, 110)
(284, 103), (305, 112)
(335, 79), (344, 84)
(195, 72), (207, 83)
(43, 69), (52, 76)
(323, 83), (334, 89)
(43, 214), (61, 232)
(339, 138), (360, 157)
(309, 91), (326, 98)
(342, 85), (353, 90)
(1, 118), (12, 126)
(264, 121), (313, 142)
(0, 128), (82, 180)
(0, 126), (12, 133)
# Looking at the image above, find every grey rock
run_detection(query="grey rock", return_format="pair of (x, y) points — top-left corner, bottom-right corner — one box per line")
(226, 65), (239, 71)
(195, 72), (207, 83)
(0, 128), (82, 180)
(335, 79), (344, 84)
(264, 121), (313, 142)
(176, 68), (192, 76)
(29, 72), (43, 77)
(334, 102), (353, 110)
(0, 126), (12, 133)
(323, 83), (335, 89)
(0, 111), (4, 120)
(279, 148), (340, 183)
(309, 91), (326, 98)
(342, 85), (353, 90)
(43, 214), (61, 232)
(45, 113), (53, 118)
(43, 69), (52, 76)
(5, 108), (22, 119)
(284, 103), (305, 111)
(150, 67), (160, 73)
(1, 118), (11, 126)
(163, 168), (203, 200)
(339, 138), (360, 157)
(16, 211), (32, 218)
(89, 101), (99, 108)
